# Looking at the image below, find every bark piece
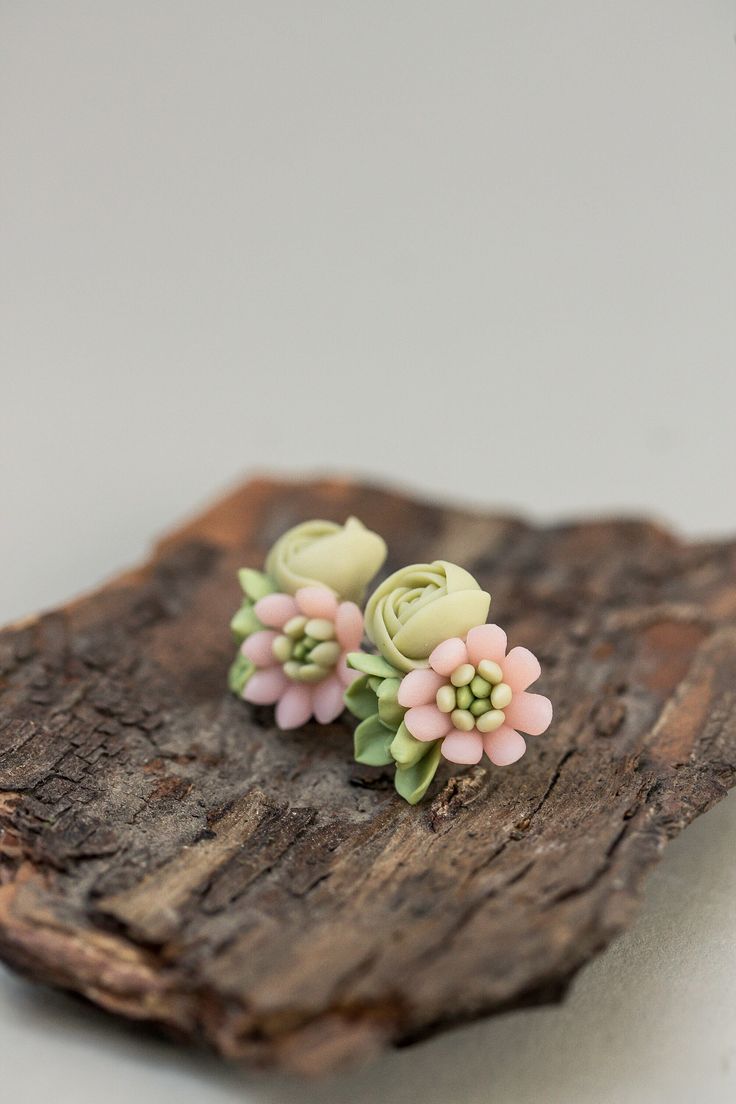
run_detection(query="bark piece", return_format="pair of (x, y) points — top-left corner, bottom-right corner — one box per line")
(1, 478), (735, 1074)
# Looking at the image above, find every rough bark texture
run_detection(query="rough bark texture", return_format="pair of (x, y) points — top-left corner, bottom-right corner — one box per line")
(1, 477), (735, 1074)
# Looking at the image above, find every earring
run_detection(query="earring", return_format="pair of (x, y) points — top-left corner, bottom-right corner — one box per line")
(228, 518), (386, 729)
(344, 561), (553, 804)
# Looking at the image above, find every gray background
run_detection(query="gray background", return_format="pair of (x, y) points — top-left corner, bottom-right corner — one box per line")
(1, 2), (735, 1101)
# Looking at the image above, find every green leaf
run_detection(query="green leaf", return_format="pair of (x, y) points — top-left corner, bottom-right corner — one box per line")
(228, 653), (255, 696)
(389, 721), (433, 768)
(354, 714), (395, 766)
(238, 568), (276, 601)
(376, 677), (401, 702)
(394, 742), (442, 805)
(343, 675), (379, 721)
(347, 651), (401, 679)
(378, 695), (405, 728)
(230, 601), (262, 643)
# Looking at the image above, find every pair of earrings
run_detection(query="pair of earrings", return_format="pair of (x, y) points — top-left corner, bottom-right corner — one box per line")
(228, 517), (552, 804)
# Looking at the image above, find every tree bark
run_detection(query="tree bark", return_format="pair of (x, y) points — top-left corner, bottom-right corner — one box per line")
(1, 477), (735, 1074)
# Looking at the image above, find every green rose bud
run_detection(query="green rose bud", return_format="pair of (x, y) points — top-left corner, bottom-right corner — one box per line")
(265, 516), (386, 604)
(364, 561), (491, 673)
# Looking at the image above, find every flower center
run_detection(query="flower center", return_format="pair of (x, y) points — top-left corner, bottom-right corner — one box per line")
(436, 659), (512, 733)
(271, 615), (340, 683)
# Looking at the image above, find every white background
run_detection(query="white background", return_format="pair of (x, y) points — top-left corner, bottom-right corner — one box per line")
(1, 2), (735, 1102)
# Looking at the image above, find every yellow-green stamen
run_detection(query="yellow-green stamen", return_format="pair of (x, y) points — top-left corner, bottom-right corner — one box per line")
(450, 663), (475, 687)
(451, 708), (475, 732)
(476, 708), (506, 733)
(436, 685), (456, 713)
(490, 682), (513, 710)
(477, 659), (503, 684)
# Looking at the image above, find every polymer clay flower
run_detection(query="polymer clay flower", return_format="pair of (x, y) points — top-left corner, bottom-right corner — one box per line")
(240, 586), (363, 729)
(364, 561), (490, 673)
(398, 624), (552, 766)
(266, 517), (387, 605)
(228, 514), (386, 702)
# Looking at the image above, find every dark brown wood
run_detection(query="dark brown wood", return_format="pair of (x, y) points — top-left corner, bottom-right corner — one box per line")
(1, 478), (735, 1074)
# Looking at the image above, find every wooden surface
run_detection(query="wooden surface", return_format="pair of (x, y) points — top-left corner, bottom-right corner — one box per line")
(0, 478), (735, 1075)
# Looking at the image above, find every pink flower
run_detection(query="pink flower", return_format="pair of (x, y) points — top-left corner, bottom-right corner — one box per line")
(397, 624), (552, 767)
(240, 586), (363, 729)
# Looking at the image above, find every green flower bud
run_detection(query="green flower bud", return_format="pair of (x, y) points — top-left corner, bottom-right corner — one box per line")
(265, 517), (386, 603)
(364, 561), (491, 673)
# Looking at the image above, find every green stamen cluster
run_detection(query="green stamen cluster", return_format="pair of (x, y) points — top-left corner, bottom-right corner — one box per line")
(438, 658), (512, 733)
(272, 616), (340, 684)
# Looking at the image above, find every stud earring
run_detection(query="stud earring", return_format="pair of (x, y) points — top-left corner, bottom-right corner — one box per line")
(228, 517), (386, 729)
(344, 561), (552, 804)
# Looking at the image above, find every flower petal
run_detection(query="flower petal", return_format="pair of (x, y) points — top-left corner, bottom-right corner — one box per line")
(241, 630), (278, 667)
(275, 683), (314, 729)
(312, 675), (345, 724)
(243, 666), (289, 705)
(295, 586), (339, 620)
(335, 601), (364, 651)
(483, 726), (527, 765)
(428, 637), (469, 676)
(503, 692), (553, 736)
(466, 624), (507, 666)
(397, 669), (447, 708)
(441, 730), (483, 764)
(404, 704), (452, 742)
(503, 646), (541, 692)
(254, 593), (299, 630)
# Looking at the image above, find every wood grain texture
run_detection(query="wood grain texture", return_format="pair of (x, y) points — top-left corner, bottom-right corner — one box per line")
(1, 477), (735, 1074)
